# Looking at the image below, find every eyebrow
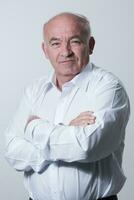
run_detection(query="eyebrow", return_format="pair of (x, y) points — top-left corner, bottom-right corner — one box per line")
(69, 35), (81, 40)
(49, 37), (61, 44)
(49, 35), (82, 42)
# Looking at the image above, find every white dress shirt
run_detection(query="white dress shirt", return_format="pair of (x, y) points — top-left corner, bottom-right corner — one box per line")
(5, 63), (130, 200)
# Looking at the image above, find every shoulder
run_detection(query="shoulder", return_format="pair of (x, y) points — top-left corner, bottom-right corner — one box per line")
(92, 64), (119, 82)
(90, 64), (130, 112)
(87, 64), (130, 104)
(90, 63), (123, 89)
(90, 64), (130, 105)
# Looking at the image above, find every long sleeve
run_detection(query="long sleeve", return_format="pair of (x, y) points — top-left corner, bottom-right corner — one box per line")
(5, 83), (53, 173)
(24, 79), (130, 164)
(5, 71), (130, 173)
(5, 64), (130, 200)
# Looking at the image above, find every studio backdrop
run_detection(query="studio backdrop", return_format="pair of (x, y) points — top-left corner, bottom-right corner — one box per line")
(0, 1), (133, 199)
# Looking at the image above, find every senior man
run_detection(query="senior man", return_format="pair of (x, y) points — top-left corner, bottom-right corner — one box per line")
(5, 12), (130, 200)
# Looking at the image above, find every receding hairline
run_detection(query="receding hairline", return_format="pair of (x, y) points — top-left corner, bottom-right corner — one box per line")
(43, 12), (91, 40)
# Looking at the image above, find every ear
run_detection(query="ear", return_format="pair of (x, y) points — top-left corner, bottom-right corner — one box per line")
(88, 37), (95, 55)
(42, 42), (49, 59)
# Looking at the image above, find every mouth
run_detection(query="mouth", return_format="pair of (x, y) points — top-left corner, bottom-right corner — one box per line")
(59, 60), (75, 64)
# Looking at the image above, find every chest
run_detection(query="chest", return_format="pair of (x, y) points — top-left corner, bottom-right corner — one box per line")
(32, 86), (95, 125)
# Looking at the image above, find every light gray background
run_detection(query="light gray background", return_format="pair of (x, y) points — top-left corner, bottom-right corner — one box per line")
(0, 0), (133, 199)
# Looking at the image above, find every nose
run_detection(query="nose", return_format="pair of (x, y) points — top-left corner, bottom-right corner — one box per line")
(60, 42), (73, 57)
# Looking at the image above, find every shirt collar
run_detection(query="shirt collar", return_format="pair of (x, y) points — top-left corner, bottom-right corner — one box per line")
(69, 62), (93, 88)
(45, 62), (93, 89)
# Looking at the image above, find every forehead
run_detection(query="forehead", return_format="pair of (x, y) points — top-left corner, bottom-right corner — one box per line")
(44, 16), (84, 39)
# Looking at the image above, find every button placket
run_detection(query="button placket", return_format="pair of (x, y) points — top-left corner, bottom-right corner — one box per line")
(54, 86), (72, 125)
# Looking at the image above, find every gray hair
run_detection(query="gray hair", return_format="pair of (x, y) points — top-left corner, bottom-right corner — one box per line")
(43, 12), (91, 41)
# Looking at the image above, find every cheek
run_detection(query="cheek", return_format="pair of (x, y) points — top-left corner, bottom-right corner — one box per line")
(75, 51), (88, 64)
(47, 50), (58, 62)
(81, 48), (89, 61)
(74, 46), (88, 58)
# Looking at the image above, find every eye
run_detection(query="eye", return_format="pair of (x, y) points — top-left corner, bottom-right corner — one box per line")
(71, 39), (81, 45)
(51, 42), (60, 47)
(49, 40), (61, 48)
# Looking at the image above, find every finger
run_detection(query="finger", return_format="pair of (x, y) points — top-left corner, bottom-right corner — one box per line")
(76, 115), (96, 122)
(69, 114), (96, 126)
(87, 119), (96, 124)
(69, 120), (80, 126)
(75, 114), (95, 121)
(73, 118), (96, 126)
(70, 116), (96, 125)
(88, 116), (96, 121)
(82, 119), (95, 124)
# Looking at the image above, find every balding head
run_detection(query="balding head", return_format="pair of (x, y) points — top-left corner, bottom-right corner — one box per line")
(43, 12), (91, 41)
(41, 12), (95, 87)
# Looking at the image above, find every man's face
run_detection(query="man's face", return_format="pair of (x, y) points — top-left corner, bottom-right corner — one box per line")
(42, 16), (94, 79)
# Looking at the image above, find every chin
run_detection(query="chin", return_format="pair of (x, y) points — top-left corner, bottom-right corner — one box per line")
(64, 71), (80, 77)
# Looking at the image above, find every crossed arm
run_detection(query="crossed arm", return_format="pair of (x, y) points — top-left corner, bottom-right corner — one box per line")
(5, 81), (130, 172)
(26, 111), (96, 129)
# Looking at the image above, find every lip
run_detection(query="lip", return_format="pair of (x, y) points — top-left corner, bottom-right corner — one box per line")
(59, 60), (75, 63)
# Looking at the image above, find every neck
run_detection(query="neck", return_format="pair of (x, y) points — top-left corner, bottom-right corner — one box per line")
(55, 74), (76, 91)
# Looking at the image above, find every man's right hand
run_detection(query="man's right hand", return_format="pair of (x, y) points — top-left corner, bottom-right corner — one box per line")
(69, 111), (96, 127)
